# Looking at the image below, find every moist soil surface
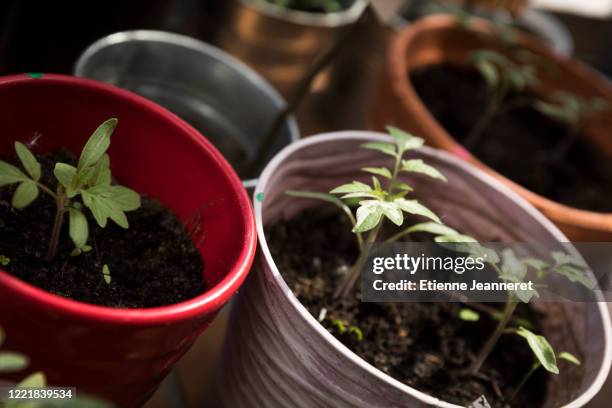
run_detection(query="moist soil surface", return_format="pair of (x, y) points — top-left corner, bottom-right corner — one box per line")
(269, 209), (548, 407)
(410, 63), (612, 213)
(0, 150), (205, 308)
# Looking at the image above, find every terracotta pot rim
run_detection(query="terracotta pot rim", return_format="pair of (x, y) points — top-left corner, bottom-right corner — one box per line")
(238, 0), (368, 27)
(388, 14), (612, 234)
(0, 73), (257, 325)
(253, 131), (612, 408)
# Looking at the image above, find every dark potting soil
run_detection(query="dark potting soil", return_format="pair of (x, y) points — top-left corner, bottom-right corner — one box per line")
(410, 63), (612, 213)
(268, 209), (549, 407)
(0, 150), (205, 308)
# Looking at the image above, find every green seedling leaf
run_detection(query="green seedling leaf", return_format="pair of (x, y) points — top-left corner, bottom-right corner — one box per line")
(78, 118), (117, 172)
(330, 181), (373, 194)
(349, 326), (364, 341)
(14, 142), (41, 181)
(459, 308), (480, 322)
(361, 142), (396, 157)
(387, 126), (424, 152)
(17, 371), (46, 388)
(522, 258), (549, 271)
(501, 249), (527, 281)
(108, 185), (141, 211)
(0, 255), (9, 266)
(373, 201), (403, 226)
(435, 234), (479, 243)
(69, 208), (89, 250)
(401, 159), (447, 181)
(0, 160), (28, 186)
(362, 167), (392, 179)
(102, 264), (111, 285)
(331, 319), (346, 333)
(0, 351), (29, 373)
(552, 251), (587, 268)
(558, 352), (580, 365)
(54, 163), (77, 192)
(89, 154), (111, 186)
(516, 327), (559, 374)
(553, 264), (595, 290)
(12, 181), (39, 209)
(394, 198), (441, 224)
(476, 60), (499, 90)
(354, 201), (383, 233)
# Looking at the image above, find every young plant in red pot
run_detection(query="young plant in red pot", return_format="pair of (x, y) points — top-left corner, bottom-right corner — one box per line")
(0, 74), (256, 407)
(214, 129), (611, 407)
(370, 14), (612, 241)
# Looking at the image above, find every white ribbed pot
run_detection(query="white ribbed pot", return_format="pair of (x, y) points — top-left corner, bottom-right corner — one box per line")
(215, 132), (612, 407)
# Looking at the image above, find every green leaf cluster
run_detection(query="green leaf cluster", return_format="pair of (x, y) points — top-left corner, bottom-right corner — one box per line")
(470, 49), (538, 95)
(535, 92), (608, 130)
(0, 118), (141, 257)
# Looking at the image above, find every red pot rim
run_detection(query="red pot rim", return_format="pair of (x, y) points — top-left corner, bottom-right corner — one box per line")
(0, 73), (257, 325)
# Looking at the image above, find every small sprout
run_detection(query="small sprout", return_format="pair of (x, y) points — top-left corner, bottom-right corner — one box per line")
(0, 255), (10, 266)
(0, 118), (141, 261)
(348, 326), (364, 341)
(516, 326), (558, 374)
(558, 351), (581, 366)
(0, 351), (29, 373)
(459, 308), (480, 322)
(102, 264), (111, 285)
(330, 319), (346, 334)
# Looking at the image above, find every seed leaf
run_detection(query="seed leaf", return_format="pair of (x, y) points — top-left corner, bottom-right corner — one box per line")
(394, 198), (441, 224)
(0, 160), (28, 186)
(401, 159), (447, 181)
(14, 142), (41, 181)
(78, 118), (117, 172)
(459, 308), (480, 322)
(69, 208), (89, 249)
(102, 264), (111, 285)
(0, 351), (29, 373)
(516, 327), (559, 374)
(12, 181), (39, 209)
(558, 352), (580, 366)
(408, 222), (459, 236)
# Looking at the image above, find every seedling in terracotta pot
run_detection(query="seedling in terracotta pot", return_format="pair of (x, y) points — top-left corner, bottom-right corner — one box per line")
(0, 118), (140, 261)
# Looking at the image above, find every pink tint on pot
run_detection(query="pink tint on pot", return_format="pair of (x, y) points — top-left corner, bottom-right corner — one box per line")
(214, 132), (612, 408)
(0, 74), (256, 407)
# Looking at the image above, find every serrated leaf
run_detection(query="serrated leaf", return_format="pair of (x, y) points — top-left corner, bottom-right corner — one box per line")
(459, 308), (480, 322)
(54, 163), (77, 190)
(12, 182), (39, 209)
(516, 327), (559, 374)
(553, 264), (595, 290)
(501, 249), (527, 281)
(361, 142), (396, 157)
(522, 258), (549, 271)
(0, 160), (28, 186)
(14, 142), (41, 181)
(558, 352), (580, 366)
(69, 208), (89, 249)
(78, 118), (117, 172)
(374, 201), (403, 226)
(408, 222), (459, 236)
(108, 186), (140, 211)
(551, 251), (587, 268)
(82, 186), (133, 229)
(0, 351), (29, 373)
(17, 371), (46, 388)
(330, 181), (372, 194)
(394, 198), (441, 223)
(387, 126), (424, 151)
(354, 202), (383, 233)
(401, 159), (447, 181)
(362, 167), (392, 179)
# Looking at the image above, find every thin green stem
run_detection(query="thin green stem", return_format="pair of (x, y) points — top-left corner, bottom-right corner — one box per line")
(469, 297), (518, 374)
(46, 188), (67, 261)
(36, 182), (58, 201)
(509, 361), (540, 402)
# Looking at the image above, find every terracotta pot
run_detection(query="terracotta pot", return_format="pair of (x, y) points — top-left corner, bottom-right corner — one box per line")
(370, 14), (612, 241)
(218, 0), (368, 98)
(0, 74), (256, 407)
(214, 131), (612, 407)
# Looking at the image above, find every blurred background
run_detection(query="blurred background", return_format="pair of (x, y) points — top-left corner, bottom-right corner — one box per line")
(1, 0), (612, 407)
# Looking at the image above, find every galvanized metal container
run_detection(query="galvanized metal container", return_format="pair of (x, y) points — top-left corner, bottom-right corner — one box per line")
(75, 30), (299, 188)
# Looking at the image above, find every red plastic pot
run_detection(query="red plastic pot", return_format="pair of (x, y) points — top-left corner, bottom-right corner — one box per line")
(0, 74), (256, 407)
